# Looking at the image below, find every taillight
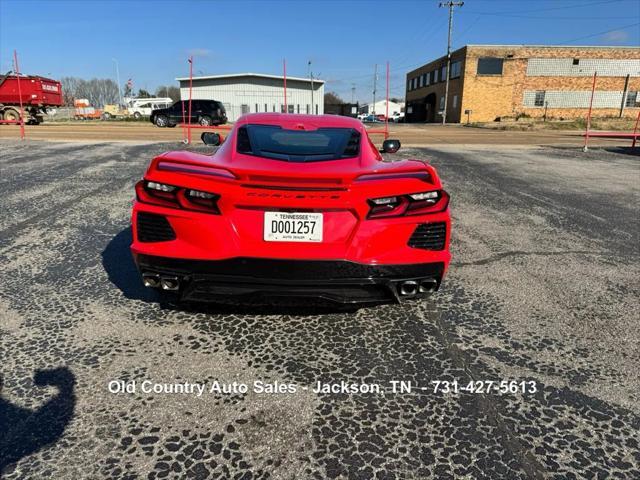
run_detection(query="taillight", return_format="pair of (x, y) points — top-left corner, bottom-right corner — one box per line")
(367, 190), (449, 219)
(136, 180), (220, 214)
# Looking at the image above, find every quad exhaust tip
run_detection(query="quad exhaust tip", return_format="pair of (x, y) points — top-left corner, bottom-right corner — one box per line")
(419, 279), (438, 293)
(142, 273), (180, 291)
(142, 273), (160, 288)
(160, 276), (180, 291)
(398, 279), (438, 296)
(399, 280), (419, 296)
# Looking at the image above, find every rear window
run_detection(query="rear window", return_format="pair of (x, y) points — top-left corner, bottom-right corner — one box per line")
(237, 125), (360, 162)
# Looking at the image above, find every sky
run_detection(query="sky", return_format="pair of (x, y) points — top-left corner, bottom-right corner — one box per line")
(1, 0), (639, 103)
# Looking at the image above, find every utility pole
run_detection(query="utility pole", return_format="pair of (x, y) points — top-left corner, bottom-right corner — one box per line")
(439, 1), (463, 125)
(372, 64), (377, 116)
(112, 58), (122, 106)
(309, 60), (314, 114)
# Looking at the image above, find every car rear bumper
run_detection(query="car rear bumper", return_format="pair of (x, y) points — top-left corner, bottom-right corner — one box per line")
(133, 254), (445, 305)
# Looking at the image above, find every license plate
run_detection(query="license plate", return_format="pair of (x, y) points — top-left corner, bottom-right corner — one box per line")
(264, 212), (323, 242)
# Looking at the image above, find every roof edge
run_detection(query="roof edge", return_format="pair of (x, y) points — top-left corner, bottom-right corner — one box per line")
(175, 72), (325, 83)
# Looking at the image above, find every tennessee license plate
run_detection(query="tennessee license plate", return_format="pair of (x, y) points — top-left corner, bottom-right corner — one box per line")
(264, 212), (323, 242)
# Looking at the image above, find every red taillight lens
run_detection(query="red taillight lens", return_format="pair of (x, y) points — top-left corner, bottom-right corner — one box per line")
(367, 190), (449, 219)
(136, 180), (220, 214)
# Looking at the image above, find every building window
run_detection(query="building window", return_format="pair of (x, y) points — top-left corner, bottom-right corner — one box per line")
(477, 57), (504, 75)
(273, 104), (276, 112)
(281, 104), (285, 113)
(425, 73), (430, 86)
(453, 95), (458, 109)
(450, 61), (461, 79)
(440, 65), (447, 82)
(265, 103), (268, 112)
(288, 104), (294, 114)
(534, 91), (546, 107)
(255, 103), (258, 113)
(433, 70), (439, 83)
(241, 104), (250, 114)
(572, 58), (580, 66)
(315, 104), (318, 115)
(626, 91), (638, 107)
(306, 104), (310, 114)
(296, 104), (300, 114)
(419, 75), (424, 88)
(439, 96), (445, 110)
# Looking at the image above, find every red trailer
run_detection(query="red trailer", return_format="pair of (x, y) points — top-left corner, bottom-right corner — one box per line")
(0, 72), (63, 125)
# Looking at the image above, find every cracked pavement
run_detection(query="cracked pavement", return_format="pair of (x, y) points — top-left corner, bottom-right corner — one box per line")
(0, 140), (638, 479)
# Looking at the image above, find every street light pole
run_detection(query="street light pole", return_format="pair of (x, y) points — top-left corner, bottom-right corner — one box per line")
(112, 58), (122, 106)
(439, 1), (463, 125)
(309, 61), (314, 114)
(373, 64), (377, 116)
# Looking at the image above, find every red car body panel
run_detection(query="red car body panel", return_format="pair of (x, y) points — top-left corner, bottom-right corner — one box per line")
(130, 114), (451, 305)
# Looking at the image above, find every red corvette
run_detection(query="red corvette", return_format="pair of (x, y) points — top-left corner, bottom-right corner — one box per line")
(130, 113), (450, 306)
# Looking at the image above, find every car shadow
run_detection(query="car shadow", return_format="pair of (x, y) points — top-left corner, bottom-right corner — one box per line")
(0, 367), (76, 474)
(101, 227), (160, 303)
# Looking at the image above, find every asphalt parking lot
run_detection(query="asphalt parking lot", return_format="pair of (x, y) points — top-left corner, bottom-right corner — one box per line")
(1, 140), (639, 479)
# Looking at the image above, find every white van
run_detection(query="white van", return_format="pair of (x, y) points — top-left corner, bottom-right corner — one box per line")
(128, 97), (173, 118)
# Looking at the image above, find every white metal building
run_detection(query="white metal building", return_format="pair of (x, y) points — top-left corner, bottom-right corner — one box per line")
(360, 100), (404, 116)
(176, 73), (325, 122)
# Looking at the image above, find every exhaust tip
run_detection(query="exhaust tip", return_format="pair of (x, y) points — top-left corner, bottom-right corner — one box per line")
(419, 279), (438, 293)
(399, 280), (419, 296)
(142, 273), (160, 288)
(160, 276), (180, 291)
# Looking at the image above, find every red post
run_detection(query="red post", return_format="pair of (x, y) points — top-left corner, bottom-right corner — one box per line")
(583, 72), (597, 152)
(385, 61), (389, 140)
(632, 110), (640, 149)
(188, 56), (193, 144)
(283, 59), (287, 113)
(14, 50), (25, 140)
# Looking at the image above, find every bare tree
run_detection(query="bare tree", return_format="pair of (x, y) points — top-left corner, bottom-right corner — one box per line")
(324, 91), (345, 105)
(60, 77), (119, 106)
(155, 85), (180, 102)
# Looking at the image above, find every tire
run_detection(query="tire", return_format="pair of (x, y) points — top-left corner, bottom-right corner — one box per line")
(4, 108), (20, 123)
(155, 115), (168, 127)
(102, 112), (112, 120)
(167, 123), (177, 128)
(133, 112), (141, 119)
(199, 116), (212, 126)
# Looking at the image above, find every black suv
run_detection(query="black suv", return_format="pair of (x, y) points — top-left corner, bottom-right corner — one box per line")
(150, 100), (227, 127)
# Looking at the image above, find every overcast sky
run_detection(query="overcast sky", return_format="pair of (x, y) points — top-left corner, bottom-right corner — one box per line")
(1, 0), (639, 103)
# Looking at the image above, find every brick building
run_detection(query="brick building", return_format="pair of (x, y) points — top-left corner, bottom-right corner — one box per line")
(405, 45), (640, 123)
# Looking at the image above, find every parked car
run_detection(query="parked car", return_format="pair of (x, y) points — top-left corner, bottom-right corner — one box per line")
(150, 100), (227, 127)
(131, 113), (451, 307)
(361, 114), (382, 123)
(129, 99), (172, 119)
(390, 112), (405, 123)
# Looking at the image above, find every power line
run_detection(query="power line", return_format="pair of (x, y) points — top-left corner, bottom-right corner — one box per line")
(555, 21), (640, 44)
(465, 0), (624, 15)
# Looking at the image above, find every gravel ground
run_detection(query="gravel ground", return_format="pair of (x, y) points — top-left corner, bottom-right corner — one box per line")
(0, 140), (638, 479)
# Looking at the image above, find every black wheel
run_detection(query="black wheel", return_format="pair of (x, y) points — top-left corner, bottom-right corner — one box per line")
(167, 123), (177, 128)
(102, 112), (112, 120)
(133, 112), (141, 119)
(155, 115), (168, 127)
(199, 115), (212, 126)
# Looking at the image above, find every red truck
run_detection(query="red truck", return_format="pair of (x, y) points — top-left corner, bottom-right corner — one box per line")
(0, 72), (63, 125)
